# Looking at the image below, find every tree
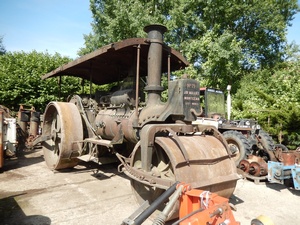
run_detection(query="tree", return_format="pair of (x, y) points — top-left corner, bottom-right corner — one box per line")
(78, 0), (165, 55)
(0, 36), (6, 55)
(232, 60), (300, 148)
(79, 0), (299, 91)
(0, 51), (81, 112)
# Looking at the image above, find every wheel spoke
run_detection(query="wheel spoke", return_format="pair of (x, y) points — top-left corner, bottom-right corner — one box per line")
(131, 141), (176, 220)
(42, 102), (83, 170)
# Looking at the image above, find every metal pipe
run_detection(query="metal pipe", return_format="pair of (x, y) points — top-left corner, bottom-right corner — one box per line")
(29, 111), (40, 137)
(133, 181), (179, 225)
(90, 65), (92, 99)
(168, 54), (170, 82)
(152, 184), (183, 225)
(227, 85), (231, 120)
(58, 76), (61, 98)
(143, 24), (167, 105)
(18, 105), (27, 134)
(135, 44), (141, 117)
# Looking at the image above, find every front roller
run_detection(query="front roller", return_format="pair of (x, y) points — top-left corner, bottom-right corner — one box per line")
(42, 102), (83, 170)
(130, 134), (239, 220)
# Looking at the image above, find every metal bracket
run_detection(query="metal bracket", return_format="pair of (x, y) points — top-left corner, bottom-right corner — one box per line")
(140, 124), (194, 172)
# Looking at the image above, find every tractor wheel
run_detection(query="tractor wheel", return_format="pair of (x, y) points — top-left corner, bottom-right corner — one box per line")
(42, 102), (83, 170)
(258, 130), (275, 151)
(223, 130), (251, 166)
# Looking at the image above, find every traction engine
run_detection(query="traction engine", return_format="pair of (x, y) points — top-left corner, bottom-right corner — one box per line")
(41, 25), (239, 220)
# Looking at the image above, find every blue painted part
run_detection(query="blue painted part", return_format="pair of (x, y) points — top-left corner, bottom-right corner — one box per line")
(291, 166), (300, 190)
(268, 161), (300, 190)
(268, 161), (285, 184)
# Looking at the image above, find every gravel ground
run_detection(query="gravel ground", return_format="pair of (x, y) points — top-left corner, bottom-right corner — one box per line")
(0, 149), (299, 225)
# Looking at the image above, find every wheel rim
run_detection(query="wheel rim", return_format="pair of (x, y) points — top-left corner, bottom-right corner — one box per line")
(47, 110), (61, 166)
(42, 102), (83, 170)
(131, 142), (175, 215)
(223, 131), (251, 166)
(228, 141), (242, 163)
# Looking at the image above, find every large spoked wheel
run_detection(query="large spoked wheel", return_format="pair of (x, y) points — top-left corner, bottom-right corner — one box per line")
(42, 102), (83, 170)
(131, 140), (176, 219)
(223, 130), (251, 166)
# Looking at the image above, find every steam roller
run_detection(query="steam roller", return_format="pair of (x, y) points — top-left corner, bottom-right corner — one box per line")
(40, 23), (239, 221)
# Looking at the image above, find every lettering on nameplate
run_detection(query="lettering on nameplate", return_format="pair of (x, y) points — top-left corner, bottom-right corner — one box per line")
(183, 83), (199, 106)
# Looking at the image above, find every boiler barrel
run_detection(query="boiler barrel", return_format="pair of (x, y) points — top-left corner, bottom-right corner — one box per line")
(95, 109), (139, 143)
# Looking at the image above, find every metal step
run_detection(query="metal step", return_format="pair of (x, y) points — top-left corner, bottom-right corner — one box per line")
(84, 138), (112, 148)
(77, 154), (118, 164)
(77, 154), (97, 162)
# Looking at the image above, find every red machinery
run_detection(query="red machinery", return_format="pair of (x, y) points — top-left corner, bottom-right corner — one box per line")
(122, 182), (240, 225)
(177, 184), (239, 225)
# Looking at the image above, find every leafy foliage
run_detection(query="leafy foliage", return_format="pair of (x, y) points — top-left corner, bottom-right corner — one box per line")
(0, 51), (81, 112)
(232, 60), (300, 148)
(80, 0), (299, 91)
(79, 0), (165, 55)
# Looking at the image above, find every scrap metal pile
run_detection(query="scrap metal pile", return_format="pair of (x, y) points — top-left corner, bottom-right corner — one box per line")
(0, 104), (41, 168)
(238, 144), (300, 190)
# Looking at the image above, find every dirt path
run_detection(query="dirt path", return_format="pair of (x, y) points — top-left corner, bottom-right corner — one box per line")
(0, 149), (299, 225)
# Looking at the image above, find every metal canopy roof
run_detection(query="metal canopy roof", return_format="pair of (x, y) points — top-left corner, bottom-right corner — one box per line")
(41, 38), (189, 85)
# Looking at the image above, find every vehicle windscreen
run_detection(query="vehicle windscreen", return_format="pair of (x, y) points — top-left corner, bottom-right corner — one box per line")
(205, 88), (225, 118)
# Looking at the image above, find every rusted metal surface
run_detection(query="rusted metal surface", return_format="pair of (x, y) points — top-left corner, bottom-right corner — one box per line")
(0, 105), (12, 118)
(42, 102), (83, 169)
(17, 105), (42, 149)
(267, 150), (300, 190)
(239, 159), (251, 173)
(143, 25), (166, 105)
(239, 155), (268, 177)
(248, 161), (268, 176)
(18, 105), (29, 134)
(281, 153), (298, 166)
(41, 38), (189, 85)
(240, 149), (300, 181)
(273, 146), (300, 165)
(29, 111), (40, 137)
(128, 134), (238, 220)
(157, 135), (238, 197)
(127, 126), (238, 195)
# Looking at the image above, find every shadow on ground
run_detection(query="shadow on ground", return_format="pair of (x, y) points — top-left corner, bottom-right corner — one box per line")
(0, 194), (51, 225)
(56, 159), (130, 182)
(0, 147), (44, 173)
(266, 180), (300, 196)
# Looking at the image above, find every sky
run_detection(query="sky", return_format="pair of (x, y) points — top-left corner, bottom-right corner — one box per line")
(0, 0), (299, 59)
(0, 0), (92, 58)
